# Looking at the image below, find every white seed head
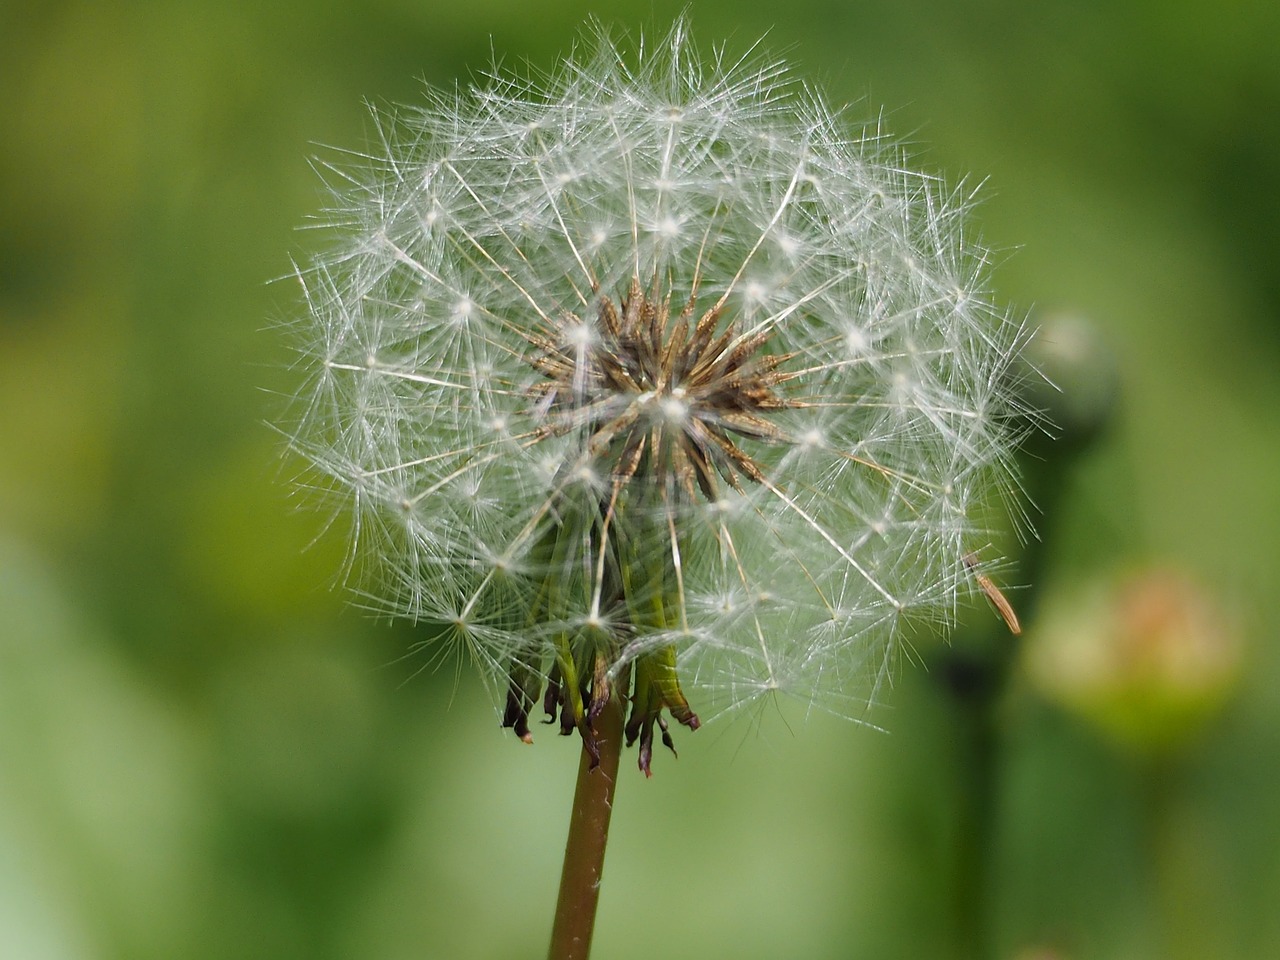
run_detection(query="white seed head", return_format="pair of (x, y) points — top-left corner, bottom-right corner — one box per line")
(285, 19), (1031, 726)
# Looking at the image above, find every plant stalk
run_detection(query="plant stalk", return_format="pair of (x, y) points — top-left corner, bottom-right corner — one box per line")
(546, 682), (627, 960)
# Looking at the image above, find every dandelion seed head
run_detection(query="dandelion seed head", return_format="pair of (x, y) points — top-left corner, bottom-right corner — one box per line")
(285, 18), (1033, 742)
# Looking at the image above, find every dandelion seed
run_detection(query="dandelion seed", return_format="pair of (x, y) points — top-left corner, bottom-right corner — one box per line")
(285, 19), (1031, 776)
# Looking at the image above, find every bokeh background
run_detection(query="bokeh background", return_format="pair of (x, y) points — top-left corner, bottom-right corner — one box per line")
(3, 1), (1279, 958)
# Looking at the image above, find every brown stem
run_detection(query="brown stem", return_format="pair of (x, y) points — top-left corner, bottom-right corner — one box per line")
(546, 683), (627, 960)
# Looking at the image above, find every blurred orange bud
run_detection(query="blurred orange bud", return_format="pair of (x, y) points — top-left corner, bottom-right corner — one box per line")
(1024, 568), (1241, 752)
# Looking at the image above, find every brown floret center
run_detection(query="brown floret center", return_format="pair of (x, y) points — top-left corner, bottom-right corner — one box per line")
(528, 275), (800, 504)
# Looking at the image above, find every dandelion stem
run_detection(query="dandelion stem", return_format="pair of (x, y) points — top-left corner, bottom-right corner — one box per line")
(547, 670), (628, 960)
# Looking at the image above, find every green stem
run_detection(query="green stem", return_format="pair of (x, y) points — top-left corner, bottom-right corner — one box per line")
(950, 675), (999, 960)
(546, 679), (627, 960)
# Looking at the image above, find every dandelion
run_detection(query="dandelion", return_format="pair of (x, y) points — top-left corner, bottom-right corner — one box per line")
(285, 19), (1029, 958)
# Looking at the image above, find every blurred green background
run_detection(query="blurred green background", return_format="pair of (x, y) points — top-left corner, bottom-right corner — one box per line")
(3, 1), (1279, 958)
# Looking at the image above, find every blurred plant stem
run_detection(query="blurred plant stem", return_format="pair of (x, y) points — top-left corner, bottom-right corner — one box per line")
(547, 683), (627, 960)
(1137, 755), (1179, 958)
(946, 645), (1010, 960)
(941, 314), (1118, 960)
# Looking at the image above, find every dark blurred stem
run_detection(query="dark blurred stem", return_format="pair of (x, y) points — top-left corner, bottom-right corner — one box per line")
(942, 317), (1117, 959)
(949, 670), (1002, 960)
(943, 415), (1074, 960)
(547, 684), (627, 960)
(944, 434), (1089, 960)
